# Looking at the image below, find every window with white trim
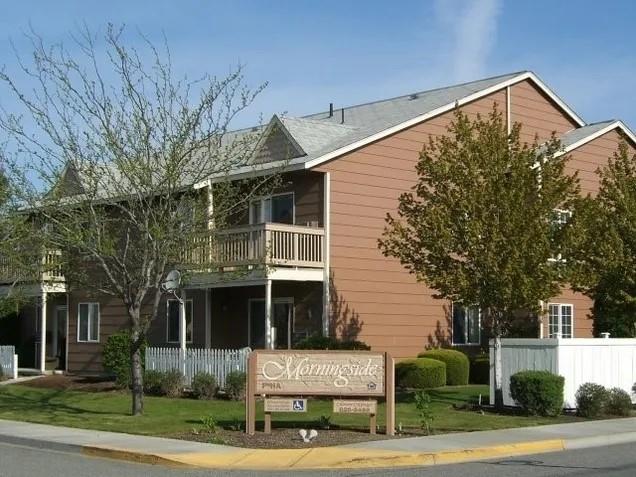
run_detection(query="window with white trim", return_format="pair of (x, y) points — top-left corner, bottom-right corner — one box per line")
(548, 303), (573, 338)
(452, 303), (481, 345)
(249, 192), (294, 224)
(167, 299), (193, 343)
(548, 209), (572, 263)
(77, 303), (100, 343)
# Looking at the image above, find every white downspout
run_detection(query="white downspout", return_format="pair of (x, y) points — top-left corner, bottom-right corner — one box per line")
(322, 172), (331, 337)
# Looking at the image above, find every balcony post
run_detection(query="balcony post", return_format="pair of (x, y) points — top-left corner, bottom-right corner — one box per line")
(40, 291), (47, 374)
(265, 279), (273, 349)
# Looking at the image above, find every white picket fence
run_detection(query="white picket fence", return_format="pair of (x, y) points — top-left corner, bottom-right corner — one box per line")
(0, 346), (17, 380)
(145, 347), (250, 388)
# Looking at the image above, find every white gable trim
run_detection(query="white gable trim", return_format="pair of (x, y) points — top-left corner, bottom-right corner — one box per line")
(558, 120), (636, 156)
(304, 71), (585, 170)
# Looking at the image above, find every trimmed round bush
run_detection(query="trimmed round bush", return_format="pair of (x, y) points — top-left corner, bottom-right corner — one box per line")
(293, 335), (371, 350)
(510, 370), (564, 416)
(191, 372), (218, 400)
(576, 382), (609, 418)
(418, 349), (469, 385)
(395, 358), (446, 389)
(605, 387), (632, 416)
(143, 370), (163, 396)
(469, 354), (489, 385)
(224, 371), (246, 401)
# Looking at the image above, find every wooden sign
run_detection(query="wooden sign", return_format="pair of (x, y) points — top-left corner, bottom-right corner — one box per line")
(246, 350), (395, 436)
(264, 398), (307, 413)
(254, 350), (385, 396)
(333, 399), (377, 414)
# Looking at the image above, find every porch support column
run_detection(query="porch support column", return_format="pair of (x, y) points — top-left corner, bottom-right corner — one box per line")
(205, 288), (212, 349)
(179, 289), (187, 352)
(39, 291), (47, 374)
(322, 171), (331, 337)
(265, 280), (273, 349)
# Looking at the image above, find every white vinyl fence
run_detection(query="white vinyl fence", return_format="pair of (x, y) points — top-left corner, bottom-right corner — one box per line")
(0, 346), (17, 380)
(145, 347), (250, 388)
(490, 338), (636, 408)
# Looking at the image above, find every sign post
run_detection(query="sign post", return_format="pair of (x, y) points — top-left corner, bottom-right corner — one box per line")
(245, 350), (395, 435)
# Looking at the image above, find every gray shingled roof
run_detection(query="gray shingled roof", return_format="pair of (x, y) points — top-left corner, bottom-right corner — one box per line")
(251, 71), (528, 166)
(558, 120), (616, 149)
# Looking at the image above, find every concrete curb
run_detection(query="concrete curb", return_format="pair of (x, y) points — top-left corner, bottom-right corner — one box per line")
(83, 439), (565, 470)
(2, 429), (635, 470)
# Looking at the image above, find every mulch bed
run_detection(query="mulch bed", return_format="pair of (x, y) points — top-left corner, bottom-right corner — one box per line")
(172, 427), (408, 448)
(19, 374), (120, 393)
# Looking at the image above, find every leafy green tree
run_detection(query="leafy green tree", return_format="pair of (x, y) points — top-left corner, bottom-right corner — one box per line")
(0, 25), (276, 415)
(379, 108), (580, 406)
(570, 142), (636, 337)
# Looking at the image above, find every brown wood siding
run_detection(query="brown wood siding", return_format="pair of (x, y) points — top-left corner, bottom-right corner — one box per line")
(510, 80), (579, 145)
(566, 129), (636, 196)
(544, 289), (594, 338)
(67, 289), (207, 374)
(316, 83), (588, 359)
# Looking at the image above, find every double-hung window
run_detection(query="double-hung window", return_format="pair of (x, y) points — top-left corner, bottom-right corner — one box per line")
(249, 193), (294, 225)
(452, 303), (481, 345)
(549, 209), (572, 263)
(77, 303), (100, 343)
(167, 299), (193, 343)
(548, 303), (573, 338)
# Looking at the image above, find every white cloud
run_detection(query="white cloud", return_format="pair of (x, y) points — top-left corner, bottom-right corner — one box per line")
(435, 0), (502, 81)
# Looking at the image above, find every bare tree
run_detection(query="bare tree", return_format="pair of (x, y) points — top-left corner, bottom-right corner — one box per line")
(0, 24), (277, 415)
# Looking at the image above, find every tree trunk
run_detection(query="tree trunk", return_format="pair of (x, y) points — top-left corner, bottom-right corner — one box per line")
(130, 342), (144, 416)
(493, 334), (504, 410)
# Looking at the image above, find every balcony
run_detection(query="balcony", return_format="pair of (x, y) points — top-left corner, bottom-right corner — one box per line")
(183, 223), (325, 272)
(0, 250), (65, 285)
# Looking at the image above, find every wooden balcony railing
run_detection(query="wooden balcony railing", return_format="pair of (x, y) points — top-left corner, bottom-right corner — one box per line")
(0, 249), (65, 285)
(183, 223), (325, 270)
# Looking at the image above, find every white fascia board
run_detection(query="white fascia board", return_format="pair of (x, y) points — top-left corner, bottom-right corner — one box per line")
(525, 72), (586, 127)
(557, 121), (636, 156)
(192, 158), (306, 189)
(303, 72), (586, 170)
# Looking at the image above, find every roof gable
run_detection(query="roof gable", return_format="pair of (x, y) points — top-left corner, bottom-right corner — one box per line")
(251, 115), (306, 164)
(558, 120), (636, 155)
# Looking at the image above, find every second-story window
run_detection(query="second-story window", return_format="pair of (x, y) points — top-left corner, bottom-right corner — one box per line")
(548, 209), (572, 263)
(249, 192), (294, 225)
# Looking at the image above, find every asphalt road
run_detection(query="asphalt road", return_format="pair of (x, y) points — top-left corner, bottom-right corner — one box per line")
(0, 441), (634, 477)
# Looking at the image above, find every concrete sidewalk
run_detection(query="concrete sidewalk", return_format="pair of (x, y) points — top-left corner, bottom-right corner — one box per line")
(0, 417), (634, 470)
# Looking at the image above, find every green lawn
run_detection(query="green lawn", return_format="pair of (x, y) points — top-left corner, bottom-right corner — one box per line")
(0, 384), (582, 437)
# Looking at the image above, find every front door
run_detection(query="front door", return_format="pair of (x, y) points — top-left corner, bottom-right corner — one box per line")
(248, 298), (294, 349)
(273, 300), (293, 349)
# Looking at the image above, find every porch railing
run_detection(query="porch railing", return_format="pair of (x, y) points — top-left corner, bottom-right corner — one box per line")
(183, 223), (325, 270)
(0, 250), (65, 285)
(145, 347), (251, 388)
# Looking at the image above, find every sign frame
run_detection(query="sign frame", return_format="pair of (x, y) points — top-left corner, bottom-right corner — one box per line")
(245, 350), (395, 435)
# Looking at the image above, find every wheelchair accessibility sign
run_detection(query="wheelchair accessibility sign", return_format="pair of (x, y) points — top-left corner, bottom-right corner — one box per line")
(264, 398), (308, 413)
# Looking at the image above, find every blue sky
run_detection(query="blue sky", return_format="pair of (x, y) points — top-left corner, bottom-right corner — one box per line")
(0, 0), (634, 129)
